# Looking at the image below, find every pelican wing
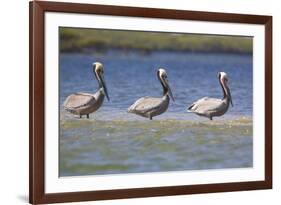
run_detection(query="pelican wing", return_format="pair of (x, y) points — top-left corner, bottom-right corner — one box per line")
(128, 97), (163, 113)
(64, 92), (96, 109)
(188, 97), (223, 114)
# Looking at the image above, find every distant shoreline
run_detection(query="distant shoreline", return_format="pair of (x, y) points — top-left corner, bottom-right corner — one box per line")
(60, 28), (253, 55)
(60, 48), (253, 56)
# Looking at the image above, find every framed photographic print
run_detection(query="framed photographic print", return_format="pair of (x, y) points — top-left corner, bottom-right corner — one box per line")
(29, 1), (272, 204)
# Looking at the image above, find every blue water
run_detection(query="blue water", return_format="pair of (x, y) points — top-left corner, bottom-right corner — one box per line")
(59, 51), (253, 176)
(60, 51), (252, 120)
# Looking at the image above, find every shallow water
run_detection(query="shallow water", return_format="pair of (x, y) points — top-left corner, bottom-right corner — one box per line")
(59, 51), (253, 176)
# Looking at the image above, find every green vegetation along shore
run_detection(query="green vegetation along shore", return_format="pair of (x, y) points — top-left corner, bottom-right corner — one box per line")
(60, 28), (253, 54)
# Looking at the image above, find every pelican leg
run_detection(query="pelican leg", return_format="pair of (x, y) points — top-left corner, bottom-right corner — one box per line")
(80, 115), (82, 118)
(149, 115), (152, 120)
(87, 114), (89, 119)
(209, 116), (213, 120)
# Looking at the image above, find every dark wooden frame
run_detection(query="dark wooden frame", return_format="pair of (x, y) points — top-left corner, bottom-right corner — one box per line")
(29, 1), (272, 204)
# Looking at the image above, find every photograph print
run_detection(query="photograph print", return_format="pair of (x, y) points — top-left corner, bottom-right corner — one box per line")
(59, 27), (253, 177)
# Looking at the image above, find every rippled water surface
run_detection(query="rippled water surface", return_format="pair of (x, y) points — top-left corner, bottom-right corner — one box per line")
(59, 51), (253, 176)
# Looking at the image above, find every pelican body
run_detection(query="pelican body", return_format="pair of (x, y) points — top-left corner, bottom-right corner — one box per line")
(187, 72), (233, 120)
(63, 62), (109, 118)
(128, 68), (174, 120)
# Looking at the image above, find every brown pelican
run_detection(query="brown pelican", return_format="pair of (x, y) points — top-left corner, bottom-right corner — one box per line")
(187, 72), (233, 120)
(63, 62), (109, 119)
(128, 68), (174, 120)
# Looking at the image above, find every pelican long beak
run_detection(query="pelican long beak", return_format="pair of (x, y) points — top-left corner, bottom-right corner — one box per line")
(229, 92), (233, 107)
(99, 73), (110, 101)
(165, 79), (175, 102)
(225, 84), (233, 107)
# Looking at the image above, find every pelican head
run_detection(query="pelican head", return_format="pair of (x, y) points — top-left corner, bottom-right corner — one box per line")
(157, 68), (175, 101)
(93, 62), (110, 101)
(217, 71), (232, 106)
